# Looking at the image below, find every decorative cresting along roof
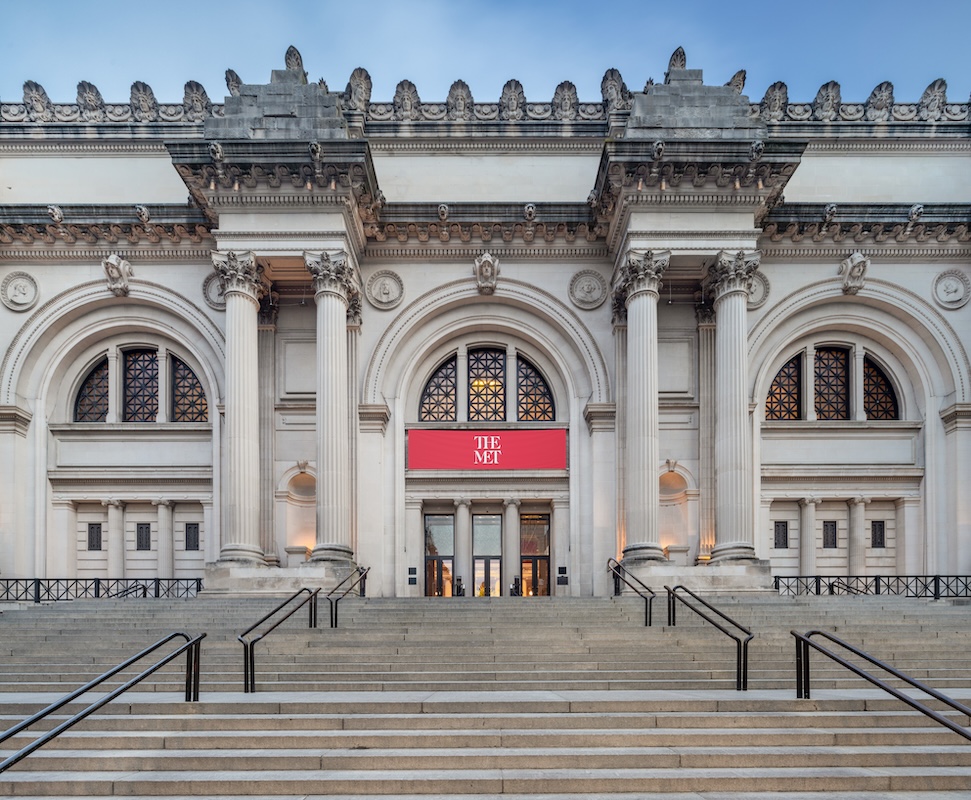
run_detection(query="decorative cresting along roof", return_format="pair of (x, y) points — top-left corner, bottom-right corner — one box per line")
(3, 44), (968, 127)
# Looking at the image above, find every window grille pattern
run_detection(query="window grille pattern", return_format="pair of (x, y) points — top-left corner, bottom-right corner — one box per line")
(418, 356), (457, 422)
(822, 520), (838, 549)
(123, 350), (159, 422)
(517, 357), (555, 421)
(773, 520), (789, 549)
(136, 522), (151, 551)
(468, 348), (505, 421)
(87, 523), (102, 551)
(185, 523), (200, 551)
(814, 348), (850, 420)
(863, 358), (899, 420)
(871, 520), (886, 549)
(172, 357), (208, 422)
(75, 359), (109, 422)
(765, 355), (801, 420)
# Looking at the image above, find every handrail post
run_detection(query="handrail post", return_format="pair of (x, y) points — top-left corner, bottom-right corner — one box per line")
(359, 569), (367, 597)
(33, 578), (40, 604)
(667, 588), (676, 627)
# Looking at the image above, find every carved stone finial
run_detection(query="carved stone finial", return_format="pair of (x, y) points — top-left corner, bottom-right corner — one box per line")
(601, 68), (632, 112)
(726, 69), (746, 94)
(865, 81), (894, 122)
(103, 254), (133, 297)
(285, 46), (304, 72)
(552, 81), (579, 121)
(77, 81), (106, 122)
(135, 205), (150, 224)
(823, 203), (838, 224)
(760, 82), (788, 122)
(130, 81), (159, 122)
(918, 78), (947, 121)
(909, 203), (924, 222)
(393, 79), (421, 121)
(812, 81), (841, 122)
(499, 79), (526, 121)
(183, 81), (212, 122)
(446, 79), (474, 121)
(23, 80), (54, 122)
(47, 205), (63, 224)
(344, 67), (372, 113)
(225, 69), (242, 97)
(839, 252), (869, 295)
(473, 252), (500, 294)
(668, 47), (686, 73)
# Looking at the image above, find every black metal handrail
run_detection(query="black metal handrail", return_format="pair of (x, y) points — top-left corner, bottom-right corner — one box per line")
(0, 578), (203, 603)
(792, 629), (971, 743)
(0, 631), (204, 773)
(665, 585), (753, 691)
(775, 575), (971, 598)
(326, 566), (369, 628)
(237, 588), (319, 693)
(607, 558), (655, 626)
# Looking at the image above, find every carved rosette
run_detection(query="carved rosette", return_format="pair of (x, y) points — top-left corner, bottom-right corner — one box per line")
(707, 251), (761, 304)
(305, 250), (356, 305)
(211, 250), (264, 301)
(617, 250), (670, 307)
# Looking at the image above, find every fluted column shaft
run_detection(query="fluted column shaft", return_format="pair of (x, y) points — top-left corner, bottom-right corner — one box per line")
(799, 497), (819, 576)
(104, 499), (125, 577)
(709, 251), (760, 562)
(213, 251), (264, 563)
(848, 497), (868, 575)
(454, 499), (471, 594)
(306, 251), (356, 564)
(620, 250), (669, 563)
(155, 500), (174, 579)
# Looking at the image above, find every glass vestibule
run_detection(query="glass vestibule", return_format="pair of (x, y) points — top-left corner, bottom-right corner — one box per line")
(520, 513), (550, 596)
(424, 514), (454, 597)
(473, 514), (502, 596)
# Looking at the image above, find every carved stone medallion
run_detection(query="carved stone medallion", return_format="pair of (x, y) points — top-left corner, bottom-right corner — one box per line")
(747, 271), (770, 309)
(366, 270), (404, 309)
(1, 271), (39, 312)
(569, 270), (608, 309)
(202, 271), (227, 310)
(933, 270), (970, 310)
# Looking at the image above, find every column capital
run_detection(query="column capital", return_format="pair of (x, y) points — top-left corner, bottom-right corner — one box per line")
(616, 249), (670, 306)
(152, 499), (174, 509)
(849, 496), (871, 507)
(212, 250), (266, 301)
(503, 498), (521, 509)
(102, 498), (125, 509)
(305, 250), (356, 304)
(799, 496), (821, 508)
(454, 498), (471, 509)
(706, 250), (761, 303)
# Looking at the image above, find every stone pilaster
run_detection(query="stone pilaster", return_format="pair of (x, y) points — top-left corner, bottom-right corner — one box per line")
(696, 303), (717, 562)
(848, 496), (869, 575)
(258, 290), (279, 565)
(707, 250), (760, 562)
(306, 250), (357, 566)
(154, 500), (174, 579)
(799, 497), (819, 576)
(104, 499), (125, 577)
(503, 498), (521, 595)
(212, 250), (265, 563)
(618, 250), (669, 564)
(454, 499), (471, 596)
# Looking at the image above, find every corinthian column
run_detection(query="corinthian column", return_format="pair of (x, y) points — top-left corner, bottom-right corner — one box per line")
(708, 250), (760, 562)
(619, 250), (669, 564)
(306, 250), (357, 565)
(212, 250), (265, 563)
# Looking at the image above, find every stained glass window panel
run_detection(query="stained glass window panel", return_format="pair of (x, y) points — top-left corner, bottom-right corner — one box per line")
(123, 350), (159, 422)
(863, 357), (898, 420)
(517, 357), (555, 421)
(172, 357), (208, 422)
(468, 348), (505, 421)
(814, 348), (849, 420)
(765, 355), (801, 420)
(419, 356), (457, 422)
(74, 358), (109, 422)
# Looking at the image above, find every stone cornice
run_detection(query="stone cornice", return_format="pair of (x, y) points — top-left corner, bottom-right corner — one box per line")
(940, 403), (971, 432)
(0, 405), (32, 436)
(359, 403), (391, 433)
(363, 245), (609, 261)
(583, 402), (616, 433)
(0, 141), (172, 155)
(368, 139), (604, 153)
(0, 248), (213, 262)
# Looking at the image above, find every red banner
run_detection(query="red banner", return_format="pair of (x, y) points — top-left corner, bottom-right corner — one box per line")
(408, 429), (567, 470)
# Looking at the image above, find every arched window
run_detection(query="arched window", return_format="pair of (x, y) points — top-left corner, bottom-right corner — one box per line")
(73, 348), (208, 423)
(764, 345), (898, 421)
(418, 347), (555, 423)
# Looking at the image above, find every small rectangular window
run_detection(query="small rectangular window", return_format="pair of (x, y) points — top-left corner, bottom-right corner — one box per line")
(773, 521), (789, 549)
(871, 520), (886, 549)
(136, 522), (151, 551)
(87, 523), (102, 551)
(822, 520), (838, 549)
(185, 523), (200, 552)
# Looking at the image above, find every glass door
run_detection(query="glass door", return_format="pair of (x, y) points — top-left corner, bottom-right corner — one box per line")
(520, 513), (550, 596)
(424, 514), (454, 597)
(472, 514), (502, 596)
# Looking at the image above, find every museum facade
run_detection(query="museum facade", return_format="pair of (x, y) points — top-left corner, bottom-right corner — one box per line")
(1, 47), (969, 596)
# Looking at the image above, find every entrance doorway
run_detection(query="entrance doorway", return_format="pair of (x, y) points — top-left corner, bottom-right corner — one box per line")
(424, 514), (454, 597)
(473, 514), (501, 596)
(520, 513), (550, 596)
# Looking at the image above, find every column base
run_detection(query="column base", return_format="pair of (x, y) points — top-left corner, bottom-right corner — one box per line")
(216, 543), (267, 564)
(709, 541), (759, 563)
(309, 543), (355, 565)
(622, 542), (669, 564)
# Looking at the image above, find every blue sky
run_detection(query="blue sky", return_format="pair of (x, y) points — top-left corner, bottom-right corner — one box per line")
(1, 0), (969, 105)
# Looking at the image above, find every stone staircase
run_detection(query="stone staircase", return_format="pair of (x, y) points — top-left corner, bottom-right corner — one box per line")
(1, 592), (971, 797)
